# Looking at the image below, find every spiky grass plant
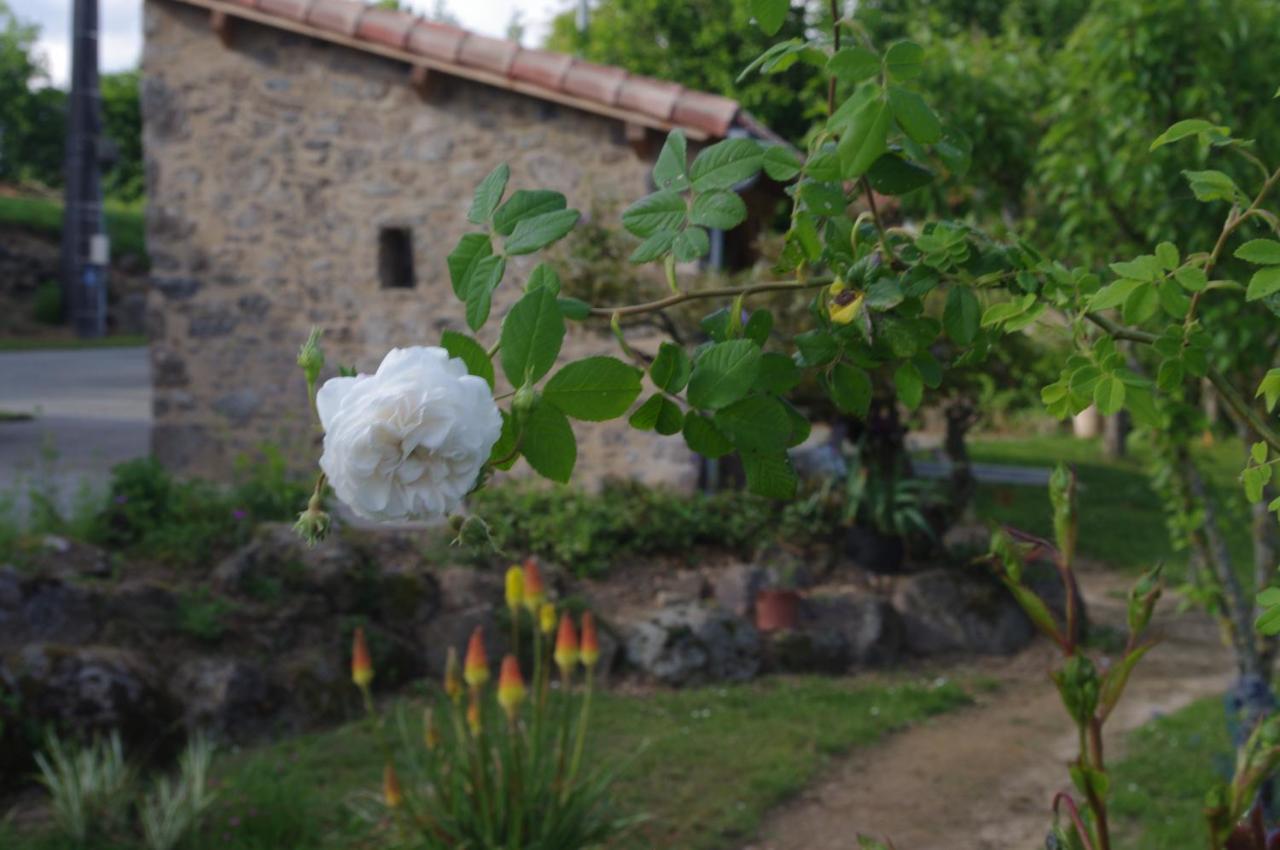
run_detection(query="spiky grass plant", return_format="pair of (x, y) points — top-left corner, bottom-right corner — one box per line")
(138, 733), (217, 850)
(33, 731), (133, 844)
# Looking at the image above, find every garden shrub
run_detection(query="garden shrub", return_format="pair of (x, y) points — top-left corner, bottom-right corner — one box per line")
(31, 280), (63, 325)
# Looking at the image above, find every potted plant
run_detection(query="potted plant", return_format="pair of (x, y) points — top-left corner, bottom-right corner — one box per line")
(755, 563), (802, 632)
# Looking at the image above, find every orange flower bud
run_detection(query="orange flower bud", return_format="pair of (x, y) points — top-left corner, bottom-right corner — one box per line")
(522, 558), (546, 612)
(383, 762), (403, 809)
(539, 602), (557, 635)
(464, 627), (489, 689)
(554, 612), (579, 675)
(444, 646), (462, 702)
(505, 565), (525, 613)
(351, 626), (374, 690)
(467, 690), (482, 735)
(497, 654), (526, 720)
(580, 612), (600, 670)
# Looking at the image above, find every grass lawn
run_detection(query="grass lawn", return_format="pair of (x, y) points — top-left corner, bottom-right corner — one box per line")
(1, 675), (970, 850)
(1109, 696), (1232, 849)
(966, 433), (1250, 576)
(0, 195), (147, 260)
(0, 334), (148, 352)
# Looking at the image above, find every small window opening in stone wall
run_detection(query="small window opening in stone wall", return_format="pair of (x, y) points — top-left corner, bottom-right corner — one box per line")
(378, 227), (416, 289)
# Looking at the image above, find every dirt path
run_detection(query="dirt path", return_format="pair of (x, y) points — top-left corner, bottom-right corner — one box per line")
(746, 568), (1235, 850)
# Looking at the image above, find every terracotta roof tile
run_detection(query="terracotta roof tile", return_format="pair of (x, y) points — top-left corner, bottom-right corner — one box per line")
(355, 6), (415, 49)
(177, 0), (772, 139)
(457, 33), (519, 76)
(671, 91), (740, 138)
(256, 0), (310, 22)
(562, 61), (626, 105)
(406, 19), (465, 63)
(306, 0), (363, 36)
(510, 48), (573, 90)
(617, 77), (682, 123)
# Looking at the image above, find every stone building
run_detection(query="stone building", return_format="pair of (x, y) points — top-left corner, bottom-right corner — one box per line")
(142, 0), (784, 489)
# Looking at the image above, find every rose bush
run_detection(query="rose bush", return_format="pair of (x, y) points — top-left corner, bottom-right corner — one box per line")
(315, 347), (502, 522)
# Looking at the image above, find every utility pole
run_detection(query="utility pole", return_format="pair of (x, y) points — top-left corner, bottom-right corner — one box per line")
(61, 0), (109, 338)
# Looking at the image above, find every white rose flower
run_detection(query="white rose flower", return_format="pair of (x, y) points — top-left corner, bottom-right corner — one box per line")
(316, 346), (502, 522)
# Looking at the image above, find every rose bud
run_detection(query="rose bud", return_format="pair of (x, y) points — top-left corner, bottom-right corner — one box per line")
(554, 613), (579, 676)
(580, 612), (600, 670)
(351, 626), (374, 690)
(464, 627), (490, 690)
(497, 655), (527, 721)
(827, 280), (865, 326)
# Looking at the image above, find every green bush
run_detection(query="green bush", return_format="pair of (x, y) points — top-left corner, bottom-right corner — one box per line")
(31, 281), (62, 325)
(467, 480), (839, 576)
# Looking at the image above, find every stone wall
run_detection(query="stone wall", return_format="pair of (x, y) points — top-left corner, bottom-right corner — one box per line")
(142, 0), (701, 490)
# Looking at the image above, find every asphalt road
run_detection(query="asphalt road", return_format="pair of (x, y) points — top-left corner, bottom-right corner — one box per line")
(0, 346), (151, 518)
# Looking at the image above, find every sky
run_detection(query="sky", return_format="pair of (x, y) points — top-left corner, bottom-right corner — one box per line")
(13, 0), (570, 87)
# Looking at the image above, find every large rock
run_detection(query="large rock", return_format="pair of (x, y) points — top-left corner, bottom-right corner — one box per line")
(891, 568), (1034, 656)
(1, 644), (178, 749)
(172, 658), (271, 738)
(762, 592), (904, 674)
(623, 603), (760, 686)
(0, 574), (101, 650)
(211, 523), (367, 611)
(711, 564), (771, 619)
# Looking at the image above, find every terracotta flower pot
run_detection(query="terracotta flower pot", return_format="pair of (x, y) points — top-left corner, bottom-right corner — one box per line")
(755, 588), (800, 632)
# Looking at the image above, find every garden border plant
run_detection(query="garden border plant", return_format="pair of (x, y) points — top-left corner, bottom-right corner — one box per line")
(288, 2), (1280, 846)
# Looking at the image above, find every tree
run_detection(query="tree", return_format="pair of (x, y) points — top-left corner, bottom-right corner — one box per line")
(100, 70), (142, 202)
(544, 0), (826, 143)
(0, 0), (64, 187)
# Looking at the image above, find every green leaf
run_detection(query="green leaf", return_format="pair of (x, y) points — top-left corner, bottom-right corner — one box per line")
(687, 339), (762, 410)
(1256, 369), (1280, 412)
(867, 153), (934, 195)
(440, 330), (494, 389)
(653, 130), (689, 190)
(865, 279), (904, 310)
(683, 413), (734, 458)
(1155, 241), (1180, 270)
(1156, 280), (1190, 318)
(521, 401), (576, 483)
(504, 208), (580, 255)
(492, 189), (566, 236)
(757, 352), (800, 393)
(1088, 279), (1143, 311)
(884, 40), (924, 80)
(558, 298), (590, 321)
(894, 362), (923, 410)
(1094, 374), (1126, 415)
(1183, 170), (1244, 204)
(748, 0), (788, 35)
(690, 191), (748, 230)
(837, 95), (891, 180)
(467, 163), (509, 225)
(1244, 466), (1270, 504)
(794, 329), (839, 367)
(629, 230), (678, 263)
(741, 450), (798, 499)
(1149, 119), (1227, 151)
(463, 256), (505, 330)
(446, 233), (493, 300)
(1121, 282), (1158, 324)
(629, 394), (684, 435)
(527, 263), (561, 294)
(690, 139), (764, 191)
(1256, 602), (1280, 636)
(827, 47), (880, 84)
(830, 362), (872, 415)
(714, 395), (792, 450)
(1236, 239), (1280, 265)
(1174, 267), (1208, 292)
(1098, 644), (1153, 716)
(673, 227), (711, 261)
(500, 287), (565, 386)
(1109, 255), (1162, 282)
(888, 86), (942, 144)
(943, 286), (980, 345)
(745, 310), (774, 345)
(762, 145), (803, 181)
(542, 356), (643, 421)
(651, 343), (692, 393)
(1247, 267), (1280, 301)
(622, 191), (687, 237)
